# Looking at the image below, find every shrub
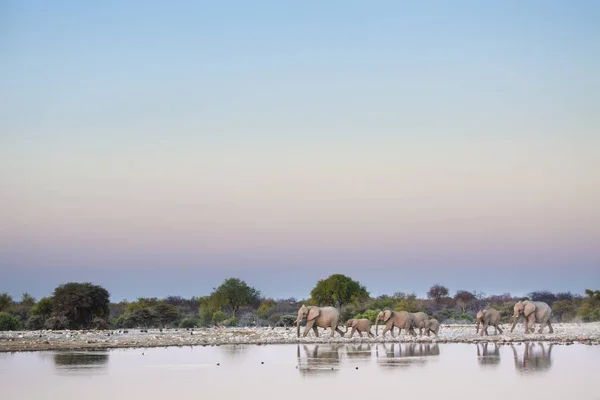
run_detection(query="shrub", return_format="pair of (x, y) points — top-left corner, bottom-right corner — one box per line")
(26, 315), (45, 330)
(275, 314), (297, 327)
(211, 310), (227, 325)
(178, 318), (199, 328)
(92, 317), (109, 330)
(0, 312), (21, 331)
(223, 317), (237, 327)
(353, 309), (381, 324)
(44, 316), (68, 330)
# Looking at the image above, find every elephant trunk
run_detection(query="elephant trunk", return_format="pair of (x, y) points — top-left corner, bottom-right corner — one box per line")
(510, 316), (518, 332)
(375, 319), (380, 335)
(475, 321), (479, 334)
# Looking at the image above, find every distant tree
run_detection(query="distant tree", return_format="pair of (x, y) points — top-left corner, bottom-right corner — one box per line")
(310, 274), (369, 309)
(212, 278), (260, 318)
(528, 291), (557, 306)
(20, 293), (36, 309)
(51, 282), (110, 329)
(30, 297), (54, 318)
(152, 302), (179, 326)
(0, 293), (13, 312)
(454, 290), (476, 312)
(427, 284), (450, 302)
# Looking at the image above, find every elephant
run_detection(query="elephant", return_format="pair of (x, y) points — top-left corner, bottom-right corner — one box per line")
(410, 312), (430, 336)
(510, 300), (553, 334)
(296, 305), (345, 338)
(476, 308), (503, 336)
(424, 318), (440, 337)
(376, 343), (440, 368)
(511, 342), (553, 373)
(297, 344), (341, 375)
(375, 310), (415, 337)
(476, 342), (501, 367)
(345, 318), (374, 338)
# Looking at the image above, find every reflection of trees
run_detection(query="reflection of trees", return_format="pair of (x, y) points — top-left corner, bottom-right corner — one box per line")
(476, 343), (500, 368)
(376, 343), (440, 368)
(52, 351), (109, 373)
(297, 344), (341, 376)
(511, 343), (553, 374)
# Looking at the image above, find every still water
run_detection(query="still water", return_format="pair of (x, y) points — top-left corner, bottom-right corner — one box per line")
(0, 343), (598, 399)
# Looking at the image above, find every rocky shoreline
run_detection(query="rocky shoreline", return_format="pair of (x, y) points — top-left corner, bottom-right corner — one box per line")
(1, 322), (599, 352)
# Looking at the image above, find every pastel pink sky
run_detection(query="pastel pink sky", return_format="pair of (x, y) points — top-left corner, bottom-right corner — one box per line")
(1, 1), (599, 300)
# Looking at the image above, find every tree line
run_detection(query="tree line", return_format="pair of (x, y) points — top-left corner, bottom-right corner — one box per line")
(1, 274), (599, 331)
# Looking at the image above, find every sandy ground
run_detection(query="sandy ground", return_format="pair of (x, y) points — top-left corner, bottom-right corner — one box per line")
(1, 322), (599, 352)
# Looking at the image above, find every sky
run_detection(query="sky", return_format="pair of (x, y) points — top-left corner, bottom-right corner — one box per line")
(1, 1), (599, 302)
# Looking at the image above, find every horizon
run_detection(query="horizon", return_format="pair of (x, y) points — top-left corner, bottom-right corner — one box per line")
(1, 1), (599, 302)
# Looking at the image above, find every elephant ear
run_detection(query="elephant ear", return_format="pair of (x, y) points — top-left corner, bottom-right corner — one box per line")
(523, 302), (536, 317)
(383, 310), (392, 322)
(307, 307), (320, 321)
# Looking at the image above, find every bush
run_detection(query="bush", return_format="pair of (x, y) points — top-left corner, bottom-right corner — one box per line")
(179, 318), (199, 328)
(211, 310), (227, 325)
(353, 309), (381, 324)
(223, 317), (237, 327)
(123, 308), (161, 328)
(44, 316), (68, 330)
(275, 314), (297, 327)
(26, 315), (45, 330)
(0, 312), (21, 331)
(92, 317), (109, 330)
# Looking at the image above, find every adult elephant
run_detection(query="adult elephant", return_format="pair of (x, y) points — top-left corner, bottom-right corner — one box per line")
(510, 300), (553, 334)
(410, 312), (429, 336)
(375, 310), (414, 337)
(476, 308), (503, 336)
(296, 305), (345, 338)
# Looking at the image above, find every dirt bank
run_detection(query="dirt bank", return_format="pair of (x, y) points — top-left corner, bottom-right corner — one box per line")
(1, 322), (599, 352)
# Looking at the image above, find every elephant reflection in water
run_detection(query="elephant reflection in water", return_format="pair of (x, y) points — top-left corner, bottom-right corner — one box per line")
(511, 343), (553, 373)
(376, 343), (440, 368)
(297, 344), (341, 375)
(476, 342), (501, 367)
(345, 344), (372, 360)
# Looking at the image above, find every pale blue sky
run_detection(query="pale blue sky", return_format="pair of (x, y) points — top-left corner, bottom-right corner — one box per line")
(1, 1), (599, 301)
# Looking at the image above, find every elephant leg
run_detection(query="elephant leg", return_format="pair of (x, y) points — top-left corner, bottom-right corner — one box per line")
(358, 330), (363, 338)
(369, 330), (374, 338)
(350, 327), (356, 338)
(304, 320), (315, 337)
(409, 326), (417, 337)
(547, 321), (554, 334)
(497, 324), (503, 334)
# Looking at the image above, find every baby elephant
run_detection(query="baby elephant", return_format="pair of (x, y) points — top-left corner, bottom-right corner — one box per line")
(476, 308), (503, 336)
(345, 318), (374, 338)
(425, 318), (440, 337)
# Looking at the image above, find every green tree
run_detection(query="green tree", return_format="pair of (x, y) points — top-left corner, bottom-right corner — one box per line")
(211, 278), (260, 318)
(310, 274), (369, 309)
(257, 299), (276, 319)
(51, 282), (110, 329)
(152, 302), (179, 326)
(552, 300), (577, 322)
(0, 293), (13, 312)
(30, 297), (54, 318)
(0, 312), (21, 331)
(20, 293), (36, 309)
(394, 292), (420, 312)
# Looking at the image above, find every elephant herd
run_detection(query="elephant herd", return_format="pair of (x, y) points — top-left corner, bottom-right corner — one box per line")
(295, 304), (440, 339)
(296, 299), (555, 339)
